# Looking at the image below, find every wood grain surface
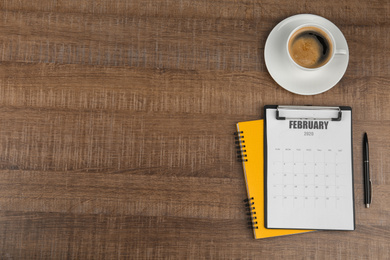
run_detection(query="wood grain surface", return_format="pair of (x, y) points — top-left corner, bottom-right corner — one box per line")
(0, 0), (389, 259)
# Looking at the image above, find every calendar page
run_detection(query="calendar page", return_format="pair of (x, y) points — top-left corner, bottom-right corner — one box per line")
(265, 106), (355, 230)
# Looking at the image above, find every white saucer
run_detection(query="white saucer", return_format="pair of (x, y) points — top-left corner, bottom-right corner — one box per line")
(264, 14), (349, 95)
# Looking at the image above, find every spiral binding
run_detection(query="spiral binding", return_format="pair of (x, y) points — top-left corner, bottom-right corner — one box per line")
(234, 131), (247, 162)
(243, 197), (258, 229)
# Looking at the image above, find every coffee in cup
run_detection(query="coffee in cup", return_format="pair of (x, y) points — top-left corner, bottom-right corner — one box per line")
(288, 26), (333, 69)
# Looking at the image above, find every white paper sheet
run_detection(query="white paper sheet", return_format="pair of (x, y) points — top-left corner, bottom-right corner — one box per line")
(265, 106), (354, 230)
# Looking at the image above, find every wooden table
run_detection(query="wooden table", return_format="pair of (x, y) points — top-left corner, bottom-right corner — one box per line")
(0, 1), (389, 259)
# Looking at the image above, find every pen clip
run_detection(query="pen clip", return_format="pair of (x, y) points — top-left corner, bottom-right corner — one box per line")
(369, 180), (373, 204)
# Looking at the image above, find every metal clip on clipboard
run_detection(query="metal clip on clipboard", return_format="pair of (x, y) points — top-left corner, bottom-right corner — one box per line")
(275, 106), (342, 121)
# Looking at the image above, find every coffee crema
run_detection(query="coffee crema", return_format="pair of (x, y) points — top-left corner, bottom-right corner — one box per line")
(288, 26), (333, 69)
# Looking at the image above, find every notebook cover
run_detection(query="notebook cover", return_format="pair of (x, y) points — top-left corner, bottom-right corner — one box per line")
(236, 119), (313, 239)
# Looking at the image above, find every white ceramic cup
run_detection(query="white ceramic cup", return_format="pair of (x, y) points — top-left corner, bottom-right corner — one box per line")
(286, 23), (347, 71)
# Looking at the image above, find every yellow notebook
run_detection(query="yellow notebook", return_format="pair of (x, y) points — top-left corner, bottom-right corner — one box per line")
(236, 119), (313, 239)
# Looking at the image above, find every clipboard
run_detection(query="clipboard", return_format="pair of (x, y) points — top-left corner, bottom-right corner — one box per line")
(264, 105), (355, 230)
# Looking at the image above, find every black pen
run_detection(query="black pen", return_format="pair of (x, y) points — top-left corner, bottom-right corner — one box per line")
(363, 133), (372, 208)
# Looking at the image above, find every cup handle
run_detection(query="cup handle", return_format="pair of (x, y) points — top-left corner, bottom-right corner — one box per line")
(335, 49), (347, 55)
